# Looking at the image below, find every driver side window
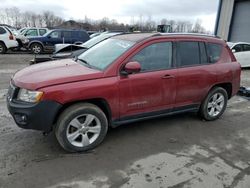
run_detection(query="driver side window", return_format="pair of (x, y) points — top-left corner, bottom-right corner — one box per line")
(130, 42), (172, 72)
(233, 44), (243, 52)
(50, 31), (61, 39)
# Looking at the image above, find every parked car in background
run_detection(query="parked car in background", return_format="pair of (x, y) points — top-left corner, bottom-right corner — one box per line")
(227, 42), (250, 68)
(7, 33), (241, 152)
(11, 30), (29, 49)
(0, 26), (18, 54)
(54, 32), (123, 56)
(27, 29), (90, 54)
(21, 27), (49, 37)
(30, 32), (123, 64)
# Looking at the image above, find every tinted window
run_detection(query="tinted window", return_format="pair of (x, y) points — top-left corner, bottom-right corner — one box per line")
(207, 43), (222, 63)
(232, 44), (243, 52)
(199, 42), (208, 64)
(26, 29), (38, 36)
(0, 27), (6, 34)
(39, 29), (47, 36)
(177, 42), (200, 67)
(243, 44), (250, 51)
(50, 31), (61, 38)
(63, 31), (71, 38)
(131, 42), (172, 72)
(79, 31), (90, 41)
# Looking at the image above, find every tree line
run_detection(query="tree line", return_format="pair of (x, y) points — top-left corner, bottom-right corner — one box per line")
(0, 7), (209, 33)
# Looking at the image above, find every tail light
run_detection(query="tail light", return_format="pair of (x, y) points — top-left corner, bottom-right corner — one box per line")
(9, 35), (14, 40)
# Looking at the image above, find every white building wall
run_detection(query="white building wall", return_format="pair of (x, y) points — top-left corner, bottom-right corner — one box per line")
(216, 0), (235, 40)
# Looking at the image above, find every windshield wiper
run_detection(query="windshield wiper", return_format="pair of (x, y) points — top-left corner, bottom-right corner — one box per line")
(76, 58), (90, 66)
(75, 58), (99, 70)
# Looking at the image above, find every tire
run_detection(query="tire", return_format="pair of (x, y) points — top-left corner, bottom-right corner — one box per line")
(0, 42), (7, 54)
(199, 87), (228, 121)
(30, 43), (43, 54)
(55, 103), (108, 152)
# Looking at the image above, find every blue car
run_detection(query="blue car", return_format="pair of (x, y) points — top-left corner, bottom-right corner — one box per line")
(27, 29), (90, 54)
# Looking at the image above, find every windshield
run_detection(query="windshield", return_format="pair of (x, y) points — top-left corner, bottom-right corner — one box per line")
(78, 38), (135, 70)
(82, 33), (120, 49)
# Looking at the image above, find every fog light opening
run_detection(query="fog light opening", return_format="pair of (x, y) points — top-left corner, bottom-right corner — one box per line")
(14, 114), (28, 125)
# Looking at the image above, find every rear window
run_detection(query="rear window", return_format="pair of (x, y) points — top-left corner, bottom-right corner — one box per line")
(79, 31), (90, 40)
(39, 29), (47, 36)
(0, 27), (6, 34)
(207, 43), (222, 63)
(243, 44), (250, 51)
(63, 31), (71, 38)
(177, 42), (200, 67)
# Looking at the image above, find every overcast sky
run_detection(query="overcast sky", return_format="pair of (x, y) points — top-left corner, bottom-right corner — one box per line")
(1, 0), (219, 31)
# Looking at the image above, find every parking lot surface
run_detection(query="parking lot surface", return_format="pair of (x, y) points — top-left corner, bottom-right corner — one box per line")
(0, 54), (250, 188)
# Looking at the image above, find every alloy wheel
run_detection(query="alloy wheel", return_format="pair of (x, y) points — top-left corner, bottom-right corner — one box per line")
(207, 93), (225, 117)
(66, 114), (101, 147)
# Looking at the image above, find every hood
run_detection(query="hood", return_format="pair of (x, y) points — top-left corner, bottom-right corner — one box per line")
(13, 59), (103, 90)
(55, 44), (72, 53)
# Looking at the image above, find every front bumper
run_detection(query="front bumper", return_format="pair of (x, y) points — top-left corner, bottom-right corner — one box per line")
(6, 88), (62, 132)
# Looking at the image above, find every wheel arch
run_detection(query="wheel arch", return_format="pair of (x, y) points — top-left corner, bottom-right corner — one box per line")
(0, 40), (7, 48)
(209, 82), (232, 99)
(53, 98), (112, 127)
(28, 41), (44, 48)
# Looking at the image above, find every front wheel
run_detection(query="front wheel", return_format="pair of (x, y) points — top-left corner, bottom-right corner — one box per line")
(199, 87), (228, 121)
(55, 103), (108, 152)
(30, 43), (43, 54)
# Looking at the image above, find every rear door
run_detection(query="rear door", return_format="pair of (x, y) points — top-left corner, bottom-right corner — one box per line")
(119, 41), (177, 119)
(175, 41), (218, 108)
(62, 31), (72, 44)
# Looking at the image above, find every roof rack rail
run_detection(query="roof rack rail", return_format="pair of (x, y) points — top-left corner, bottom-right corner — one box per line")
(160, 32), (221, 39)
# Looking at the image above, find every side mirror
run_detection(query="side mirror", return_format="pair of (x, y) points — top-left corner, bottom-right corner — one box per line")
(47, 35), (51, 39)
(232, 49), (236, 53)
(121, 61), (141, 75)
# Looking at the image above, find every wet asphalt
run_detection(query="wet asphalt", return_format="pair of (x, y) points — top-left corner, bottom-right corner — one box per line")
(0, 53), (250, 188)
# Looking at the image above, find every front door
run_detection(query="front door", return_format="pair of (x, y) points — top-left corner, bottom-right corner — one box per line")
(119, 41), (177, 119)
(47, 30), (62, 46)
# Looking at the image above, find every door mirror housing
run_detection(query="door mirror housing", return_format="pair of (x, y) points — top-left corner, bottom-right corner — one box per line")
(232, 49), (236, 53)
(122, 61), (141, 75)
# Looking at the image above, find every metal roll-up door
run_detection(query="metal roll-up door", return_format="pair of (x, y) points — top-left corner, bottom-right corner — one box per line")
(230, 1), (250, 42)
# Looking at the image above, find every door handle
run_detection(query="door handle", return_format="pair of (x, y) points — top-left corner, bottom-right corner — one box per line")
(162, 74), (175, 79)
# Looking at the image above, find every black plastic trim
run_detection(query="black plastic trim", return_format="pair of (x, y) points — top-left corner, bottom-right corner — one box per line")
(7, 99), (62, 132)
(112, 104), (200, 127)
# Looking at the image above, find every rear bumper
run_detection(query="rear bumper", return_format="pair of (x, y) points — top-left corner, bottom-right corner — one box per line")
(6, 40), (18, 49)
(7, 98), (62, 132)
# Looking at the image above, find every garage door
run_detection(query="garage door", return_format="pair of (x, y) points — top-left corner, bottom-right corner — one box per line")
(230, 1), (250, 42)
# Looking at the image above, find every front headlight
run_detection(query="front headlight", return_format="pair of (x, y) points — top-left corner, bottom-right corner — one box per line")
(17, 89), (43, 103)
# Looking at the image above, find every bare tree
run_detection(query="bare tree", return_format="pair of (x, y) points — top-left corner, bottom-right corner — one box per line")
(192, 19), (206, 33)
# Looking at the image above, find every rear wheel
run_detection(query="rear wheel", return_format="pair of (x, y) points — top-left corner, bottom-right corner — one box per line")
(0, 42), (7, 54)
(199, 87), (228, 121)
(55, 103), (108, 152)
(30, 43), (43, 54)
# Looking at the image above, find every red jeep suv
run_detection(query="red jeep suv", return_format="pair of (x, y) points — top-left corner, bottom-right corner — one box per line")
(7, 33), (241, 152)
